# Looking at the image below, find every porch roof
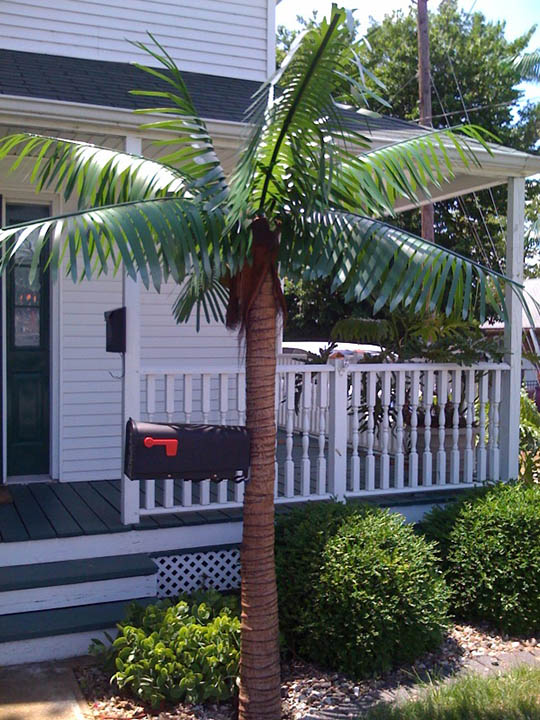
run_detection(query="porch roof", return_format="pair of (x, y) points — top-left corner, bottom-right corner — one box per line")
(1, 48), (539, 204)
(352, 121), (540, 211)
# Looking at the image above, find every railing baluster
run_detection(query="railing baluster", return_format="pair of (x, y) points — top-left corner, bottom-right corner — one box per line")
(477, 371), (489, 482)
(163, 374), (176, 509)
(488, 370), (501, 481)
(184, 375), (193, 423)
(350, 372), (361, 492)
(285, 371), (295, 497)
(199, 373), (212, 504)
(219, 373), (229, 425)
(365, 372), (376, 491)
(422, 370), (434, 486)
(380, 371), (391, 490)
(394, 371), (405, 489)
(436, 370), (448, 485)
(317, 372), (328, 496)
(146, 374), (156, 419)
(408, 370), (420, 488)
(183, 374), (193, 506)
(238, 372), (246, 425)
(301, 371), (312, 496)
(450, 370), (462, 483)
(144, 374), (157, 511)
(217, 373), (230, 504)
(464, 370), (475, 484)
(202, 373), (211, 424)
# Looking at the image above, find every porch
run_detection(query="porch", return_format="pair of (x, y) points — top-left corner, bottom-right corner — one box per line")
(116, 359), (511, 523)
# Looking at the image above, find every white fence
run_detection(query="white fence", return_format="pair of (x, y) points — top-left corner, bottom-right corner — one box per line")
(126, 360), (509, 520)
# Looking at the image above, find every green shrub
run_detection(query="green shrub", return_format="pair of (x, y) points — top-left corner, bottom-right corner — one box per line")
(276, 502), (449, 676)
(444, 483), (540, 635)
(275, 500), (360, 653)
(419, 486), (491, 566)
(93, 590), (241, 707)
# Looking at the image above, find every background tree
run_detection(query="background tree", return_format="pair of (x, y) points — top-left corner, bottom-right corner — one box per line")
(278, 1), (540, 337)
(0, 9), (527, 719)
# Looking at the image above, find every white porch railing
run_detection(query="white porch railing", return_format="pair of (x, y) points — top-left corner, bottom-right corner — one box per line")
(125, 360), (509, 521)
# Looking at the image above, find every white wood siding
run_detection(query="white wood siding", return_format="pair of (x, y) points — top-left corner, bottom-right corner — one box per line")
(0, 0), (271, 81)
(60, 274), (124, 482)
(141, 282), (240, 366)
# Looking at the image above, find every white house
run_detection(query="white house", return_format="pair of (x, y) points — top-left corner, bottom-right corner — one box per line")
(0, 0), (539, 665)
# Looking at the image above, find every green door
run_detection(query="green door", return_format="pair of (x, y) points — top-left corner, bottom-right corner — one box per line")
(5, 203), (50, 477)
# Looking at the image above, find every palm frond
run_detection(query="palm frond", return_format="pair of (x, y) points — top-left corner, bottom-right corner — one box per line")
(0, 133), (191, 210)
(514, 49), (540, 82)
(333, 125), (495, 216)
(172, 271), (230, 329)
(0, 196), (227, 291)
(281, 210), (535, 325)
(228, 6), (376, 221)
(128, 34), (228, 208)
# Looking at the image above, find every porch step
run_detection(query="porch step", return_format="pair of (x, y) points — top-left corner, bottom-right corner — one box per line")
(0, 553), (158, 614)
(0, 598), (154, 665)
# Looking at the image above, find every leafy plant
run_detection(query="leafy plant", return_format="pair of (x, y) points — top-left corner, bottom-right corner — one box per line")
(423, 483), (540, 634)
(519, 389), (540, 483)
(276, 502), (449, 676)
(332, 311), (503, 364)
(92, 591), (241, 708)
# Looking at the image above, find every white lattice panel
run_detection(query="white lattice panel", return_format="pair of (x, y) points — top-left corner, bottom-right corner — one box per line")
(155, 548), (241, 597)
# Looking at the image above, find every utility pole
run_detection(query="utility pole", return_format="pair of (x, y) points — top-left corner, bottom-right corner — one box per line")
(417, 0), (434, 242)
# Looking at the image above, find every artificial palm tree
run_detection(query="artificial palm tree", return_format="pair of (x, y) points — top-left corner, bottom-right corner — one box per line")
(0, 8), (528, 719)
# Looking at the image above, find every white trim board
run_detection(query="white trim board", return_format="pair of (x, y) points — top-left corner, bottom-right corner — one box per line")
(0, 574), (156, 615)
(0, 520), (244, 567)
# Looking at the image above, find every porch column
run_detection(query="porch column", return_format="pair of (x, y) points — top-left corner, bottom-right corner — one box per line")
(500, 177), (524, 481)
(121, 135), (142, 524)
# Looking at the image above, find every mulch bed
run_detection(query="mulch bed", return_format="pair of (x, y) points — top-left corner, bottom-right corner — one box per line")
(75, 623), (539, 720)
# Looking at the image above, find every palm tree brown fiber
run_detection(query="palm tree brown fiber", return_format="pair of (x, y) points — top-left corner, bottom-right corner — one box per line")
(240, 264), (281, 718)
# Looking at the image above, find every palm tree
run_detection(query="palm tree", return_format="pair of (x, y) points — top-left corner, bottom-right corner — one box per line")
(0, 8), (527, 719)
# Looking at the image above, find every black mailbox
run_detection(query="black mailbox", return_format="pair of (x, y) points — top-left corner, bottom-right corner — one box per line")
(124, 419), (250, 482)
(104, 307), (126, 353)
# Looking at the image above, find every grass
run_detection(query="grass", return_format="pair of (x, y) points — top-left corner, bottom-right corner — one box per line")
(362, 666), (540, 720)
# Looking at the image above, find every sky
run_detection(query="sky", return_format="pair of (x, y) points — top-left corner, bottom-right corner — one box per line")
(275, 0), (540, 105)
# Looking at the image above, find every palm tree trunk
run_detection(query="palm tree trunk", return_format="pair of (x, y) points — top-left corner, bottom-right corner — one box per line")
(238, 267), (281, 720)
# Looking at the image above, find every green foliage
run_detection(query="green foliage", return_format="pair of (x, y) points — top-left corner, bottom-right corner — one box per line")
(92, 591), (241, 708)
(364, 665), (540, 720)
(419, 487), (492, 567)
(359, 0), (539, 273)
(283, 276), (373, 340)
(275, 502), (449, 676)
(275, 501), (356, 649)
(331, 311), (503, 363)
(422, 483), (540, 634)
(277, 3), (540, 339)
(519, 389), (540, 483)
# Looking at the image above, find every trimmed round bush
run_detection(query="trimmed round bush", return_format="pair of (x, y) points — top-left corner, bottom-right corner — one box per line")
(443, 483), (540, 635)
(275, 500), (359, 653)
(276, 502), (449, 676)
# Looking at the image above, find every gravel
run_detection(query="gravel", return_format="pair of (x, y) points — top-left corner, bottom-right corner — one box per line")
(75, 623), (539, 720)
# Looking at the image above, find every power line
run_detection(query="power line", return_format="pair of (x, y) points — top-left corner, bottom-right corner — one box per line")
(442, 45), (506, 272)
(430, 76), (498, 270)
